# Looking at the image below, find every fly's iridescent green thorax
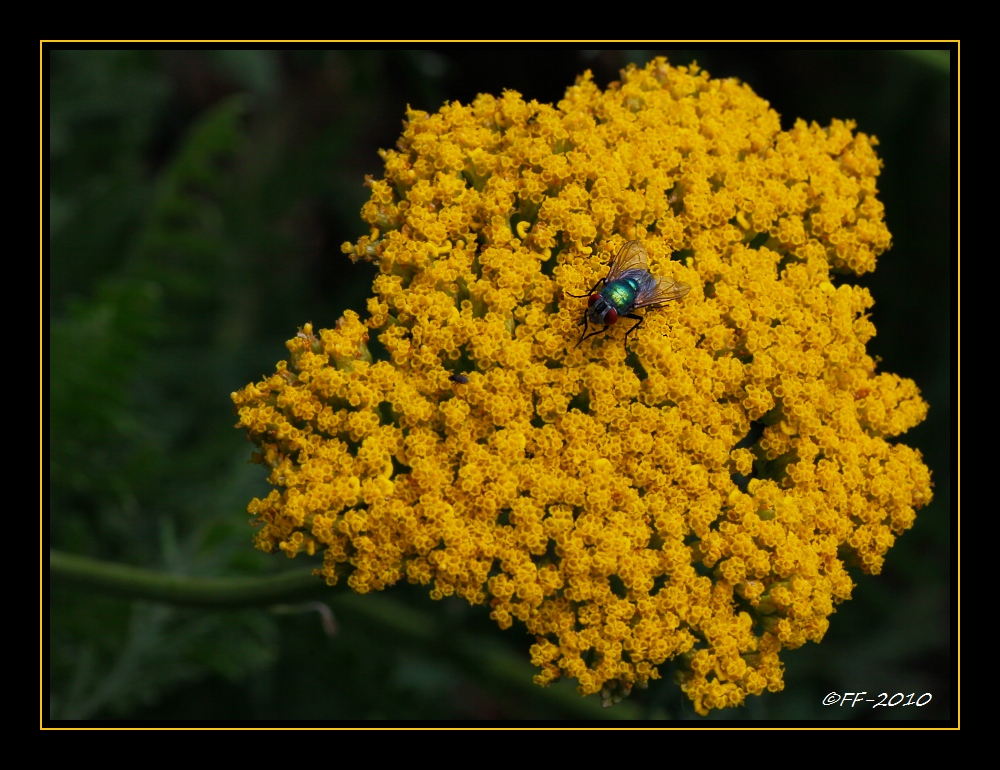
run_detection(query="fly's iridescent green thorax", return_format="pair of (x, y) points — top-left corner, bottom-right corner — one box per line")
(600, 277), (641, 316)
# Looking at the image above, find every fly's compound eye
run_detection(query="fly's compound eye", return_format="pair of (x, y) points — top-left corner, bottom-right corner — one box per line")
(602, 307), (619, 325)
(588, 294), (600, 307)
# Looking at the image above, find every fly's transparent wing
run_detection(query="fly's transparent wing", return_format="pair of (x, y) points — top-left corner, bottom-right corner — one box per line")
(631, 272), (692, 309)
(604, 240), (649, 282)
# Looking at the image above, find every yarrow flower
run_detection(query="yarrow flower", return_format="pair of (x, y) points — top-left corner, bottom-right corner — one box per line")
(232, 58), (932, 714)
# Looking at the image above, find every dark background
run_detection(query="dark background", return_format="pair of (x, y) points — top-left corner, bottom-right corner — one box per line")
(47, 47), (953, 722)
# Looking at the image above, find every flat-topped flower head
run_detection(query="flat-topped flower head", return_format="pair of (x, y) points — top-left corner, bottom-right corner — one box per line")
(233, 58), (931, 714)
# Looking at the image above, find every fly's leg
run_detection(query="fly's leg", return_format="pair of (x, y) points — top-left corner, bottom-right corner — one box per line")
(568, 278), (606, 348)
(565, 277), (605, 299)
(622, 312), (647, 344)
(577, 322), (612, 347)
(623, 302), (668, 345)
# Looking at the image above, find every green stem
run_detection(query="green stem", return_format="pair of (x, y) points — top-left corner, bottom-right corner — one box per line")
(49, 549), (323, 608)
(896, 50), (951, 73)
(49, 549), (641, 717)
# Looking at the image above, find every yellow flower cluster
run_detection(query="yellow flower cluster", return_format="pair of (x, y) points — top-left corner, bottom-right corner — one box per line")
(232, 59), (932, 715)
